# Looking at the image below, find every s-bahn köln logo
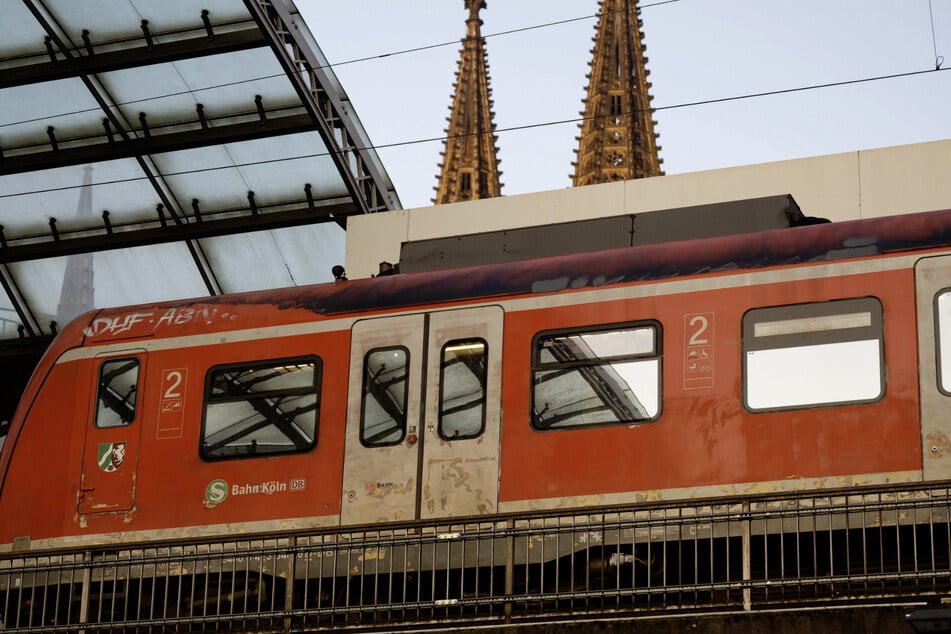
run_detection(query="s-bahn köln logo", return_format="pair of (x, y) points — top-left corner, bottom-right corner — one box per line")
(97, 442), (126, 472)
(204, 478), (306, 508)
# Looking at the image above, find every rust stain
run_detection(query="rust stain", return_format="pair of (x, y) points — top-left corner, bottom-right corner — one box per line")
(927, 431), (951, 458)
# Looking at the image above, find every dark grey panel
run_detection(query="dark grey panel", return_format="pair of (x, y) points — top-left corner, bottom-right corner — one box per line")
(399, 216), (633, 273)
(399, 195), (808, 273)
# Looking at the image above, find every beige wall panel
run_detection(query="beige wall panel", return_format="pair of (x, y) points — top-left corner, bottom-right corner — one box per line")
(407, 182), (627, 240)
(857, 140), (951, 218)
(345, 209), (411, 279)
(346, 141), (951, 280)
(626, 152), (862, 222)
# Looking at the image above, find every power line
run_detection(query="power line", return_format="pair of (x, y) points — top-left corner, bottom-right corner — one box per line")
(929, 0), (945, 69)
(1, 64), (946, 201)
(0, 1), (678, 132)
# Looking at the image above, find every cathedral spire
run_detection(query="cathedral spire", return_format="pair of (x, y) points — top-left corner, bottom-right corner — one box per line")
(56, 166), (95, 326)
(434, 0), (502, 204)
(572, 0), (663, 187)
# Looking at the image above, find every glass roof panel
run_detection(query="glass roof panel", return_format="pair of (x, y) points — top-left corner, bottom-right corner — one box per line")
(100, 49), (300, 129)
(0, 79), (104, 150)
(149, 145), (264, 212)
(199, 223), (345, 293)
(149, 132), (347, 212)
(0, 0), (400, 347)
(0, 2), (50, 60)
(223, 133), (349, 203)
(43, 0), (252, 46)
(11, 242), (210, 331)
(0, 160), (159, 235)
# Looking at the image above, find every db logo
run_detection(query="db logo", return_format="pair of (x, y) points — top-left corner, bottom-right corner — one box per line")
(290, 478), (306, 491)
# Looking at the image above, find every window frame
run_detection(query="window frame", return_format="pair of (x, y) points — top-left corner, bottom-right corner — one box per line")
(742, 297), (885, 413)
(934, 288), (951, 396)
(200, 355), (321, 461)
(360, 345), (411, 448)
(94, 356), (141, 428)
(530, 320), (663, 432)
(437, 337), (489, 441)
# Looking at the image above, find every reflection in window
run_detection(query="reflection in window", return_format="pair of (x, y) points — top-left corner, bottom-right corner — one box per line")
(937, 291), (951, 394)
(0, 419), (9, 454)
(532, 324), (660, 430)
(202, 358), (319, 460)
(96, 358), (140, 428)
(439, 339), (487, 440)
(743, 297), (884, 411)
(0, 305), (22, 340)
(361, 347), (409, 446)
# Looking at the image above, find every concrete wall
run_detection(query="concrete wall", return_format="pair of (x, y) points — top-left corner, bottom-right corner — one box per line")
(346, 139), (951, 280)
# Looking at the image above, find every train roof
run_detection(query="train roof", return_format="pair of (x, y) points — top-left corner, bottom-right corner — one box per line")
(58, 206), (951, 349)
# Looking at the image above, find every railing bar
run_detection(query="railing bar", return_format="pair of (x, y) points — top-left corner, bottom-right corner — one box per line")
(613, 514), (620, 610)
(929, 500), (938, 592)
(742, 503), (751, 611)
(946, 495), (951, 595)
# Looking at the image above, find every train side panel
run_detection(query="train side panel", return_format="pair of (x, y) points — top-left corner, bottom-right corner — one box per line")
(0, 360), (89, 548)
(1, 324), (352, 550)
(498, 264), (922, 510)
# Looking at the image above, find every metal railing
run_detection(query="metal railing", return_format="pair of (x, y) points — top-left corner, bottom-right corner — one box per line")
(2, 482), (950, 631)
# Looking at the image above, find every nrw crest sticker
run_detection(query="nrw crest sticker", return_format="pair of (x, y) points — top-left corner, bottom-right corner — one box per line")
(97, 442), (126, 472)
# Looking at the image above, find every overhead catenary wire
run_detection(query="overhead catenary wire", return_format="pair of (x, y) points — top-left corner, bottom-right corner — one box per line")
(1, 64), (947, 201)
(929, 0), (945, 69)
(0, 1), (676, 132)
(0, 0), (947, 200)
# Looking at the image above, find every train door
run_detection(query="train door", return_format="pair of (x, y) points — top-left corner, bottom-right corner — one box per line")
(916, 256), (951, 480)
(78, 351), (146, 515)
(340, 306), (503, 524)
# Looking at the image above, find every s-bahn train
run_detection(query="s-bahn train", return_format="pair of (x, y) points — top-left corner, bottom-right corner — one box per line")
(2, 206), (951, 555)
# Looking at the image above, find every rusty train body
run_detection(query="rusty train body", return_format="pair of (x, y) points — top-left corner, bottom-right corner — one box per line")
(2, 207), (951, 556)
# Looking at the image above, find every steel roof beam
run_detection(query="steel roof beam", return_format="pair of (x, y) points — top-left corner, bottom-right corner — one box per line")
(0, 200), (357, 264)
(21, 0), (225, 296)
(0, 112), (314, 175)
(243, 0), (400, 222)
(0, 28), (267, 90)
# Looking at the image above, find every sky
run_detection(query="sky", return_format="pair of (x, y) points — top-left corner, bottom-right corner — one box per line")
(298, 0), (950, 211)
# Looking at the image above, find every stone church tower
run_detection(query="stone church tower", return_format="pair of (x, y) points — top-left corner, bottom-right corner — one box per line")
(434, 0), (503, 204)
(572, 0), (663, 186)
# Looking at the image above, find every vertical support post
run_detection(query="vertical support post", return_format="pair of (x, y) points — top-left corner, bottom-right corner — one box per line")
(742, 502), (752, 612)
(284, 536), (296, 634)
(79, 551), (91, 631)
(504, 519), (514, 623)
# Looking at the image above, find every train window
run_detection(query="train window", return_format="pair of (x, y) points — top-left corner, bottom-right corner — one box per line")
(95, 357), (140, 428)
(937, 290), (951, 394)
(531, 323), (661, 430)
(361, 347), (409, 447)
(743, 297), (884, 411)
(201, 358), (319, 460)
(439, 339), (488, 440)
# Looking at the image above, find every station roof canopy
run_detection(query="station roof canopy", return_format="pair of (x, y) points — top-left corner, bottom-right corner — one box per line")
(0, 0), (401, 349)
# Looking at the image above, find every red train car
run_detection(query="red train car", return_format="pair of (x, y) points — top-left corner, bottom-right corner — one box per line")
(2, 208), (951, 553)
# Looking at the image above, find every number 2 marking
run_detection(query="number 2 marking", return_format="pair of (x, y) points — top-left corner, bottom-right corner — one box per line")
(163, 370), (183, 399)
(688, 315), (709, 345)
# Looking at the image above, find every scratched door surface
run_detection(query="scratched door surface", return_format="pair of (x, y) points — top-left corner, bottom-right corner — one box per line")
(419, 305), (503, 519)
(78, 351), (146, 515)
(916, 255), (951, 480)
(341, 314), (425, 524)
(340, 306), (503, 525)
